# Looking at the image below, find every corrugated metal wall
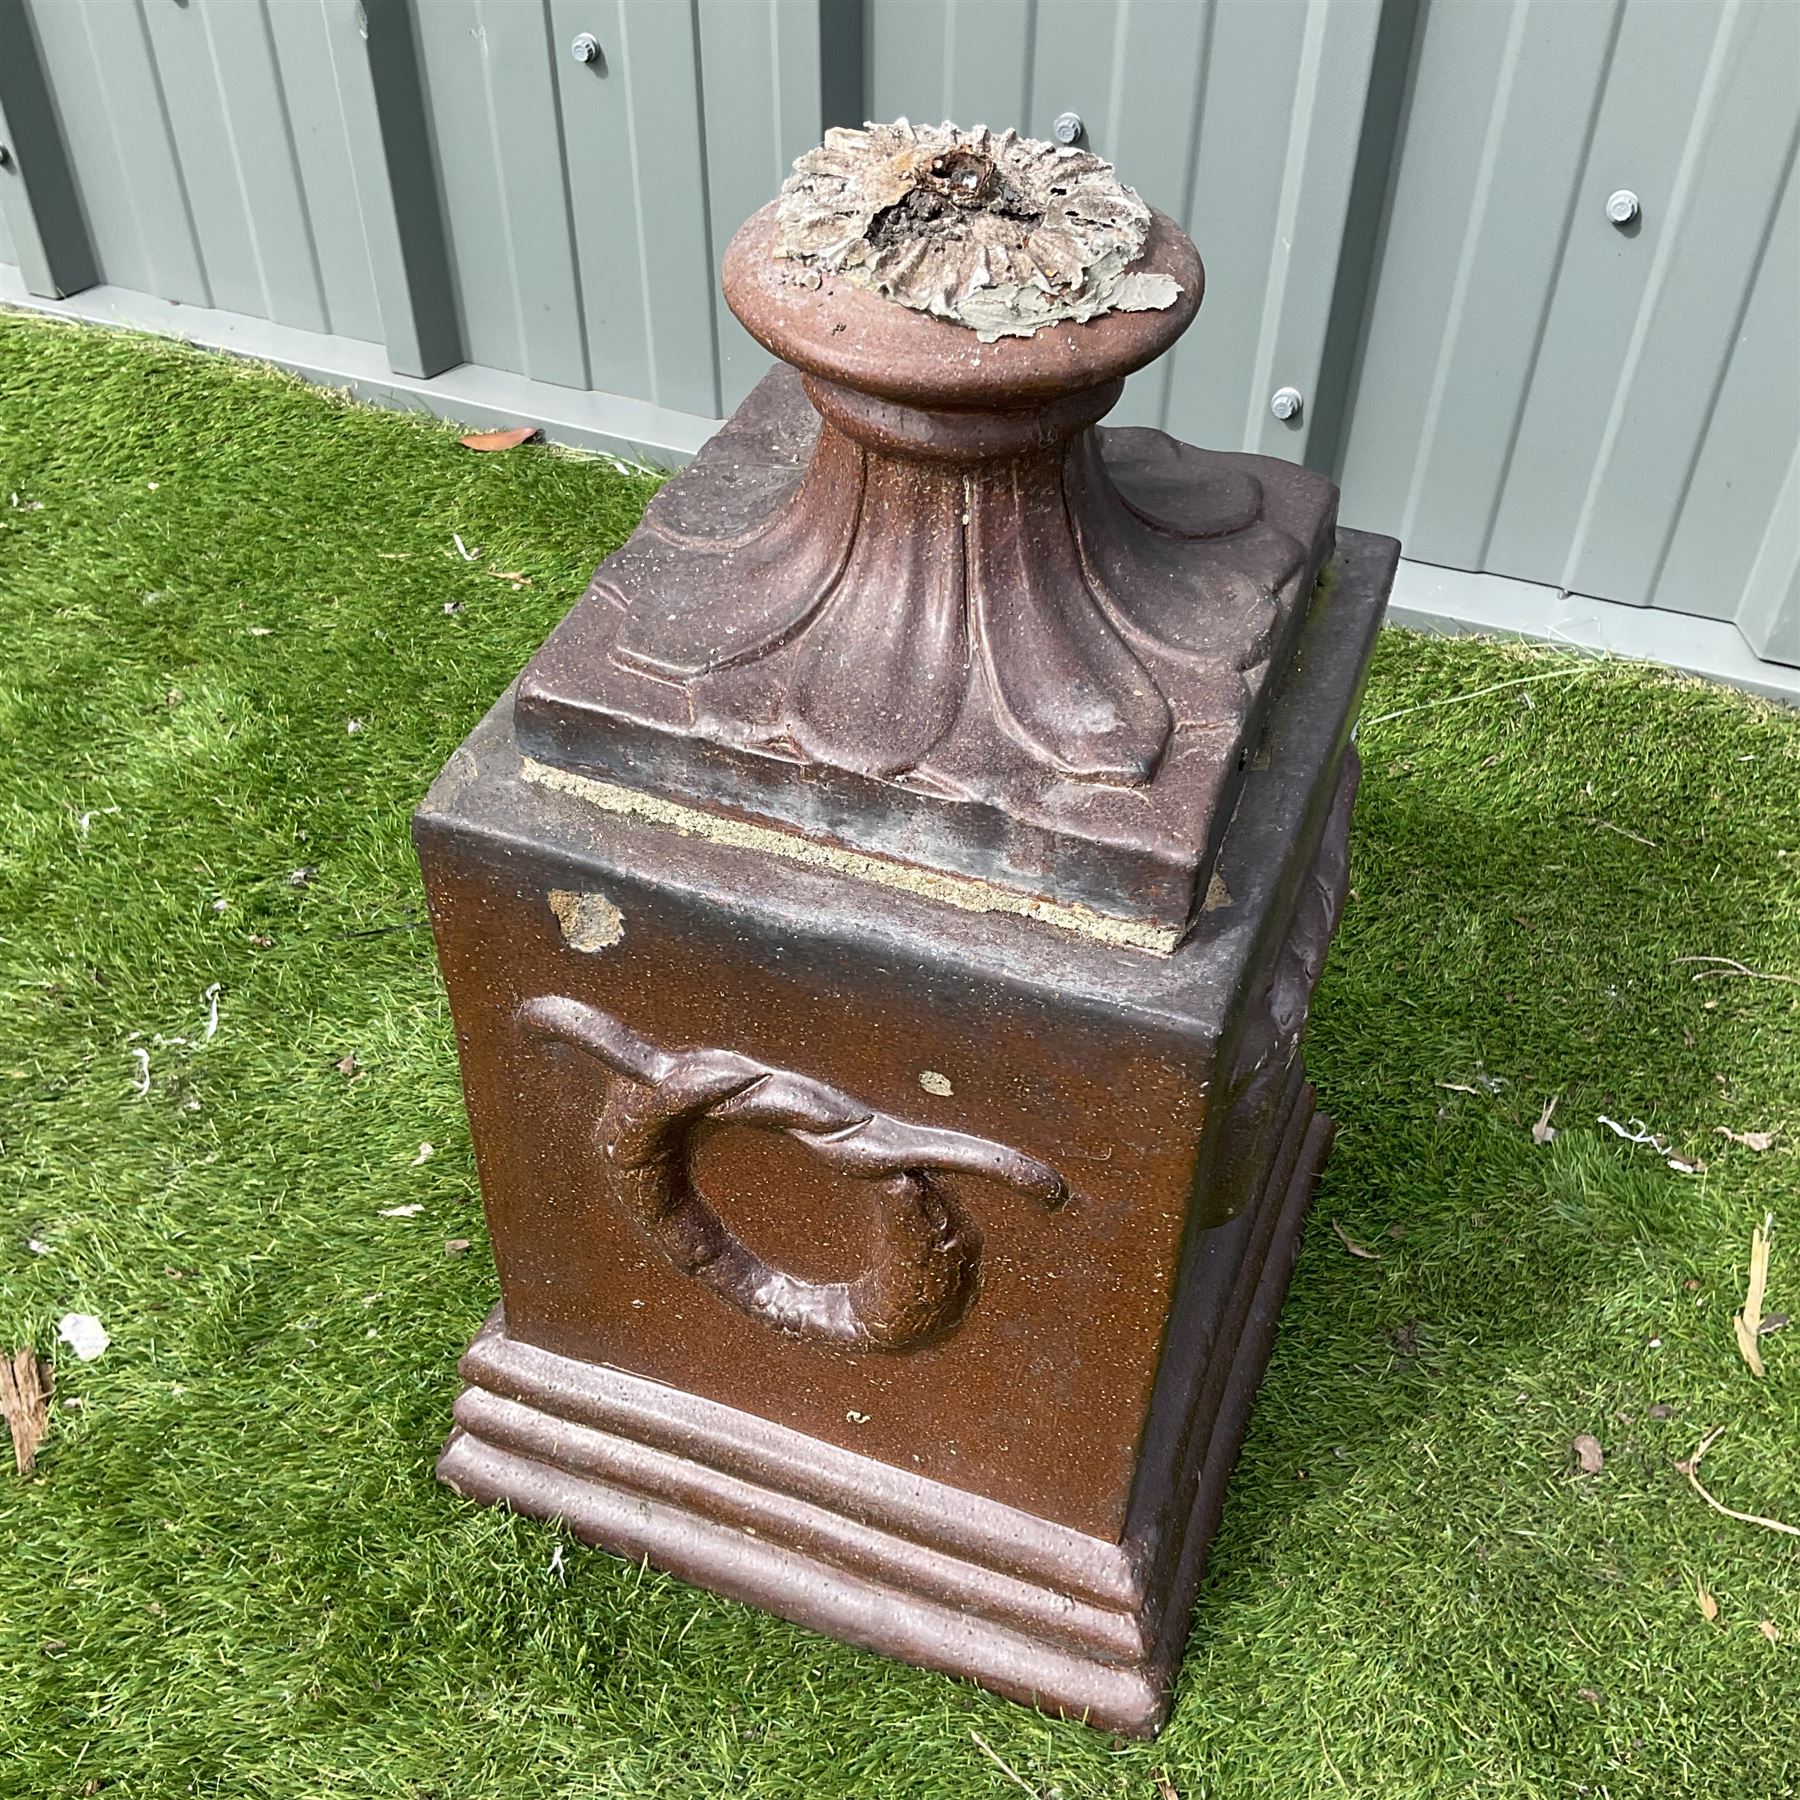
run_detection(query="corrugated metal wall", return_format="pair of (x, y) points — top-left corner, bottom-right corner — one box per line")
(1337, 0), (1800, 664)
(1, 0), (1795, 685)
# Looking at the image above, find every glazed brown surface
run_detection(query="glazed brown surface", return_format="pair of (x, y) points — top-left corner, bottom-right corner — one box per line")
(418, 165), (1396, 1734)
(515, 206), (1337, 936)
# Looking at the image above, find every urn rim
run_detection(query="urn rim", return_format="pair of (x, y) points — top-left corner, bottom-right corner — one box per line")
(722, 201), (1204, 412)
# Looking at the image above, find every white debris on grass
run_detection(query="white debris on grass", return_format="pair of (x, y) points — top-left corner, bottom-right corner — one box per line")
(1598, 1114), (1707, 1176)
(56, 1313), (110, 1361)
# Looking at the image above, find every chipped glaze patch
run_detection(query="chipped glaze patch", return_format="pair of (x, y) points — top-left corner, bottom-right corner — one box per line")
(520, 758), (1181, 954)
(549, 889), (625, 953)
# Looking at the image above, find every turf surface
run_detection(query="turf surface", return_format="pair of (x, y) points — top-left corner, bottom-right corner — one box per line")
(1, 311), (1797, 1799)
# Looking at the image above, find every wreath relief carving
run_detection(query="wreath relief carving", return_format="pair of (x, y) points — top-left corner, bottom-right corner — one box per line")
(519, 996), (1069, 1351)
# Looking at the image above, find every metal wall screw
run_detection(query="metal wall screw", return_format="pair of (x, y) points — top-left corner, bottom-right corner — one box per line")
(1269, 386), (1303, 422)
(1606, 188), (1640, 225)
(1052, 112), (1083, 146)
(570, 31), (601, 64)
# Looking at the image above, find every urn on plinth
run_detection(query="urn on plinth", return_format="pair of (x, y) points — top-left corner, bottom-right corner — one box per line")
(416, 122), (1396, 1737)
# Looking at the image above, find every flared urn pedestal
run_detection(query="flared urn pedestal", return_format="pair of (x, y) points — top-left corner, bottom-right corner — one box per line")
(417, 158), (1396, 1736)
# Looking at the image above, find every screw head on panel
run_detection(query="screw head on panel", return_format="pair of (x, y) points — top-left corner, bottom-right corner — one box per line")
(570, 32), (601, 65)
(1605, 188), (1640, 225)
(1052, 112), (1084, 146)
(1269, 386), (1303, 422)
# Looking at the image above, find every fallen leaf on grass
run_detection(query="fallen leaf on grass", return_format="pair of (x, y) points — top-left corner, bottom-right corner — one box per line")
(1331, 1220), (1381, 1261)
(1573, 1434), (1605, 1476)
(1648, 1403), (1675, 1421)
(444, 1238), (472, 1258)
(0, 1348), (52, 1475)
(1717, 1127), (1776, 1152)
(379, 1203), (425, 1218)
(1697, 1579), (1720, 1624)
(1532, 1096), (1559, 1145)
(459, 426), (539, 452)
(334, 1054), (358, 1078)
(56, 1314), (109, 1362)
(410, 1142), (434, 1167)
(1155, 1778), (1181, 1800)
(1761, 1621), (1781, 1643)
(1734, 1214), (1774, 1378)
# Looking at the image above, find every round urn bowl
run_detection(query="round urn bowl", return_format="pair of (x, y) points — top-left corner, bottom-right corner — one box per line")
(698, 204), (1215, 789)
(724, 201), (1204, 456)
(562, 180), (1318, 874)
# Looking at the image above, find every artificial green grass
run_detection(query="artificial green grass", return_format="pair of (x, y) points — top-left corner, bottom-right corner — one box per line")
(1, 307), (1797, 1800)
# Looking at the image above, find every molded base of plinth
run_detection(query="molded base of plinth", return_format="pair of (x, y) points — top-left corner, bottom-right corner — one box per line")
(437, 1095), (1331, 1738)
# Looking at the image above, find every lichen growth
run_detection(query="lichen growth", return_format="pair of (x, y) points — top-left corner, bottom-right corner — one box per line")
(771, 120), (1179, 341)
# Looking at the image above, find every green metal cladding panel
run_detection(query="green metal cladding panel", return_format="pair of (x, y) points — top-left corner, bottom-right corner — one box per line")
(865, 0), (1408, 475)
(1335, 0), (1800, 662)
(0, 0), (1794, 673)
(17, 0), (385, 336)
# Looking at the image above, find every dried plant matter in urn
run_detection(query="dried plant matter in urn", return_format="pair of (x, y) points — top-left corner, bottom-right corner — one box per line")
(771, 120), (1181, 340)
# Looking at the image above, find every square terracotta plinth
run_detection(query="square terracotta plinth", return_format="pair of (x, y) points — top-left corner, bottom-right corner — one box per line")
(415, 531), (1393, 1737)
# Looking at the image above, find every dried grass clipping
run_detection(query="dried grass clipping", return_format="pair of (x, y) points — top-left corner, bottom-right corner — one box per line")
(771, 120), (1179, 340)
(1734, 1213), (1774, 1378)
(0, 1347), (52, 1475)
(1677, 1426), (1800, 1540)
